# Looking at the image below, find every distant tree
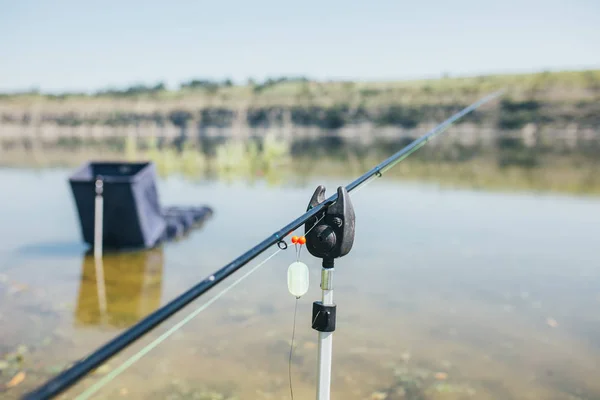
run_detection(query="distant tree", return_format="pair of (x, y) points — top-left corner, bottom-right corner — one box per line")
(322, 105), (347, 129)
(375, 105), (420, 128)
(94, 82), (165, 97)
(252, 76), (309, 94)
(169, 110), (194, 127)
(153, 82), (166, 91)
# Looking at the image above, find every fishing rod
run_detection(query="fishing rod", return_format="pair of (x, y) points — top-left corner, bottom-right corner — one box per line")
(23, 90), (503, 400)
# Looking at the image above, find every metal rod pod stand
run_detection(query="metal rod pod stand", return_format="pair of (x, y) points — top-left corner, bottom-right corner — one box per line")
(313, 262), (336, 400)
(305, 186), (356, 400)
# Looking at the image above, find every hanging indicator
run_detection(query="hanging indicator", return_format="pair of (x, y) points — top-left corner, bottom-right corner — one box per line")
(288, 261), (309, 297)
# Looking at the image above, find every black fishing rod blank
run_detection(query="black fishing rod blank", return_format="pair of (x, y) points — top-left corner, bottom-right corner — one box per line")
(23, 90), (503, 400)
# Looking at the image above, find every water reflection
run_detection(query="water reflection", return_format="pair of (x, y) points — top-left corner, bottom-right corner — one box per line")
(75, 248), (164, 328)
(3, 167), (600, 399)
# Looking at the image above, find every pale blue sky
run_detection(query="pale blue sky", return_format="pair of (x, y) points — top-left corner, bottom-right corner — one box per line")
(1, 0), (599, 92)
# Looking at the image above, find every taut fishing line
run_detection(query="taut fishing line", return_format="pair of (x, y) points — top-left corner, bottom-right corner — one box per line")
(75, 248), (284, 400)
(286, 213), (325, 400)
(287, 235), (306, 400)
(289, 297), (299, 400)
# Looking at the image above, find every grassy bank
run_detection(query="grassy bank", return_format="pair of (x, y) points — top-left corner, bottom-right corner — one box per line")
(1, 70), (599, 133)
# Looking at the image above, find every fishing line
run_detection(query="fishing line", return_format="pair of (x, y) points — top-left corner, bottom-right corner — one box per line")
(286, 216), (323, 400)
(288, 297), (299, 400)
(75, 247), (284, 400)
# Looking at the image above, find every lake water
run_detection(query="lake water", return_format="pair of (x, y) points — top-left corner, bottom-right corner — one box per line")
(1, 167), (600, 400)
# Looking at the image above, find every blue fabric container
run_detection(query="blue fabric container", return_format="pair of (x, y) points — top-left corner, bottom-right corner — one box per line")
(69, 161), (167, 249)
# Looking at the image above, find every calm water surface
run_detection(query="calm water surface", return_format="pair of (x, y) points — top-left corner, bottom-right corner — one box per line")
(1, 168), (600, 400)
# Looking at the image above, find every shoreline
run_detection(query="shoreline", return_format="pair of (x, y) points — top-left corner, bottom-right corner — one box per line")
(1, 146), (598, 197)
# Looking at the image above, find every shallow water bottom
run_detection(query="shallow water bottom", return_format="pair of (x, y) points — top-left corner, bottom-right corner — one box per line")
(1, 168), (600, 400)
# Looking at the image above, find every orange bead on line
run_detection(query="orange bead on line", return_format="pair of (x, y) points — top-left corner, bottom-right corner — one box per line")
(291, 236), (299, 244)
(298, 236), (306, 245)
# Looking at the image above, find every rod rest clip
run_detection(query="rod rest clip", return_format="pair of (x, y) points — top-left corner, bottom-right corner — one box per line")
(304, 186), (356, 268)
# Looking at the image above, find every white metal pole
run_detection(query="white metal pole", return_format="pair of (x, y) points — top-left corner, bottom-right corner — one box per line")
(94, 179), (104, 259)
(316, 267), (334, 400)
(93, 178), (107, 320)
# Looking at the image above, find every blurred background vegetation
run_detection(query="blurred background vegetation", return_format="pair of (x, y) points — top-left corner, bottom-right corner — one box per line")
(1, 69), (599, 194)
